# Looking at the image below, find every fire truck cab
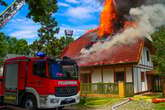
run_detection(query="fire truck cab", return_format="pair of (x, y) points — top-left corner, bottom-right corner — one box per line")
(0, 54), (80, 109)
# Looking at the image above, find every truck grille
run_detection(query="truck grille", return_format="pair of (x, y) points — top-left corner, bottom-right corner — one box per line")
(55, 86), (77, 97)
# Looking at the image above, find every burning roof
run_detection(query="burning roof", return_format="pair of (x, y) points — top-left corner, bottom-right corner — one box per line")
(61, 0), (165, 67)
(61, 31), (144, 66)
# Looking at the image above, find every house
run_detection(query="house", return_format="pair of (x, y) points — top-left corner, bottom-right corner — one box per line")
(61, 31), (155, 95)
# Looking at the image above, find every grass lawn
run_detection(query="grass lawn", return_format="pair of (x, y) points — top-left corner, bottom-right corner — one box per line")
(77, 97), (123, 108)
(74, 93), (165, 110)
(134, 93), (165, 110)
(154, 102), (165, 110)
(117, 93), (165, 110)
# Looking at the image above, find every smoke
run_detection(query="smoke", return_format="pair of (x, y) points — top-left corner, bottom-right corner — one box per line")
(115, 0), (165, 19)
(77, 4), (165, 64)
(145, 0), (165, 5)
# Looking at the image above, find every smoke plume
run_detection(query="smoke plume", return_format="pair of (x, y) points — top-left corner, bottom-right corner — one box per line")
(78, 4), (165, 64)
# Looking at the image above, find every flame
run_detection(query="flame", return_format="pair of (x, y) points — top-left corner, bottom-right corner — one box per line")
(98, 0), (117, 38)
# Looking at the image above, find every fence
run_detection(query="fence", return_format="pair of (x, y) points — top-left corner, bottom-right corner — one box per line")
(80, 82), (134, 97)
(125, 82), (134, 97)
(81, 83), (119, 95)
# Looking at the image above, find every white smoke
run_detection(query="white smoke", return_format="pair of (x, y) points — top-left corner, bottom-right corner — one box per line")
(78, 4), (165, 64)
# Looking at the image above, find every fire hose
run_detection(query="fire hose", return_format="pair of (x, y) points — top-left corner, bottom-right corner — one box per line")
(152, 98), (165, 103)
(111, 98), (132, 110)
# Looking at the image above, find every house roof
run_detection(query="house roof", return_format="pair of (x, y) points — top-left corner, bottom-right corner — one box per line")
(61, 31), (144, 67)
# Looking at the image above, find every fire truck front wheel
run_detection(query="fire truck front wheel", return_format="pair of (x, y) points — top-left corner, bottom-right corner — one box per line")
(23, 94), (37, 110)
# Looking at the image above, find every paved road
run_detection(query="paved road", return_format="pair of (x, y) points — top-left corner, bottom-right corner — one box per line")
(1, 105), (87, 110)
(1, 106), (106, 110)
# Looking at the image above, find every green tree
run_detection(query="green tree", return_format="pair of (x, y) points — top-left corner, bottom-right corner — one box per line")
(7, 37), (18, 54)
(7, 38), (30, 55)
(30, 36), (74, 57)
(152, 27), (165, 73)
(26, 0), (60, 57)
(26, 0), (58, 24)
(15, 39), (30, 55)
(0, 32), (30, 58)
(0, 33), (8, 61)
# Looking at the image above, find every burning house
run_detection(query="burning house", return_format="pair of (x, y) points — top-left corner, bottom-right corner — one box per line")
(61, 0), (165, 96)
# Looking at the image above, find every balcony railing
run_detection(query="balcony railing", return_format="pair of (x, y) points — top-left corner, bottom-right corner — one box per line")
(80, 83), (119, 95)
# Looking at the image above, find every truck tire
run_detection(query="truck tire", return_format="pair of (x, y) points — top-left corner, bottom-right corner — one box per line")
(23, 94), (37, 110)
(0, 96), (3, 106)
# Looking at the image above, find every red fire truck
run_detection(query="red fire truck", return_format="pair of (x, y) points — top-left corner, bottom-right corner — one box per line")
(0, 53), (80, 109)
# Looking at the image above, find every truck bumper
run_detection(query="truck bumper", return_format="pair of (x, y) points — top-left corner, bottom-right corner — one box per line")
(38, 93), (80, 109)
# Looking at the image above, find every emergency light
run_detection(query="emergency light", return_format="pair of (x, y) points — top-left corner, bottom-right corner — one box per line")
(36, 52), (46, 57)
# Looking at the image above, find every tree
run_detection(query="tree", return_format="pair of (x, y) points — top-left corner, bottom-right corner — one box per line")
(0, 33), (8, 62)
(152, 27), (165, 73)
(30, 36), (74, 57)
(0, 32), (30, 58)
(6, 38), (30, 55)
(25, 0), (58, 24)
(26, 0), (60, 57)
(1, 0), (68, 57)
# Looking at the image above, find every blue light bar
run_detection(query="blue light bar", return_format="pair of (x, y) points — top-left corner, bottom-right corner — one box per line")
(36, 52), (46, 57)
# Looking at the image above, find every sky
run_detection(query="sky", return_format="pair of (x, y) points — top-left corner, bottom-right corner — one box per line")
(0, 0), (102, 43)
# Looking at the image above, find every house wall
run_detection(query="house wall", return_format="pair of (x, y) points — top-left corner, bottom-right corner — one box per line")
(133, 47), (153, 93)
(139, 47), (153, 68)
(126, 67), (133, 82)
(90, 67), (133, 83)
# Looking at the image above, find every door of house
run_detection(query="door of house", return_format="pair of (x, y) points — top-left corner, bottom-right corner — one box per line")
(115, 72), (125, 83)
(147, 75), (154, 91)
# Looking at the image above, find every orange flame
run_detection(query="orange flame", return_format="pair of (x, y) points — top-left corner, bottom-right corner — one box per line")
(98, 0), (117, 38)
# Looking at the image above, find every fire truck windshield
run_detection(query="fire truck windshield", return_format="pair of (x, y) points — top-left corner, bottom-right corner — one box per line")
(48, 61), (78, 80)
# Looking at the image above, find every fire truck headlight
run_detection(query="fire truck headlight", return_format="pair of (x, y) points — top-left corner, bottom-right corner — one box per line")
(50, 98), (59, 104)
(76, 95), (80, 101)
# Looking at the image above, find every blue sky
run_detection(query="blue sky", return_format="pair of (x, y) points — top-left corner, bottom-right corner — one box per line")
(0, 0), (102, 43)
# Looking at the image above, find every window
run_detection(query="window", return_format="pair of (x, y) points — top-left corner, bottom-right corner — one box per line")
(49, 61), (78, 80)
(33, 61), (46, 77)
(146, 50), (150, 61)
(141, 72), (145, 82)
(5, 63), (18, 89)
(115, 72), (125, 83)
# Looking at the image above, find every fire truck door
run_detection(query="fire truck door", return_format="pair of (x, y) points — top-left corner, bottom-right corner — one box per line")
(4, 63), (19, 105)
(31, 61), (46, 89)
